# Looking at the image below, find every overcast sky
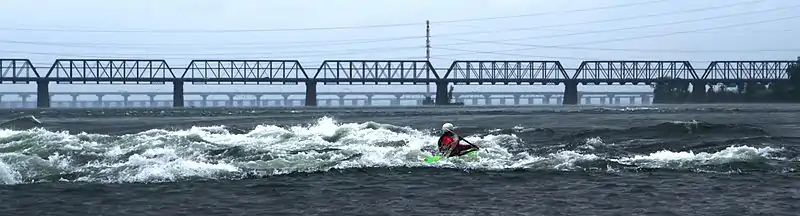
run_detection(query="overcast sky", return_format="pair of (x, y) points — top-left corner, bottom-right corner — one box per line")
(0, 0), (797, 101)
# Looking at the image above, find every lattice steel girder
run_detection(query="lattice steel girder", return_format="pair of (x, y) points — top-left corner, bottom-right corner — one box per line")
(182, 60), (308, 85)
(313, 60), (439, 85)
(0, 59), (40, 84)
(44, 59), (175, 84)
(442, 60), (569, 84)
(701, 61), (796, 81)
(573, 61), (698, 82)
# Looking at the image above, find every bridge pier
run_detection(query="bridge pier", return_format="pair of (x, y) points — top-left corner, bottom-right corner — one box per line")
(691, 81), (706, 102)
(365, 94), (373, 106)
(544, 95), (552, 105)
(17, 94), (28, 108)
(227, 94), (235, 107)
(36, 81), (50, 108)
(513, 95), (520, 105)
(282, 94), (290, 106)
(305, 81), (317, 106)
(173, 81), (184, 107)
(483, 95), (492, 105)
(200, 95), (208, 107)
(435, 81), (449, 105)
(563, 81), (578, 105)
(121, 93), (130, 107)
(98, 94), (108, 107)
(641, 94), (650, 104)
(584, 97), (590, 105)
(338, 94), (346, 106)
(70, 94), (78, 108)
(255, 95), (263, 107)
(147, 94), (156, 107)
(527, 97), (534, 105)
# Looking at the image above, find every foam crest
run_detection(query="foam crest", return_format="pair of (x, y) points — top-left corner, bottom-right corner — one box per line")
(0, 117), (790, 185)
(612, 145), (781, 169)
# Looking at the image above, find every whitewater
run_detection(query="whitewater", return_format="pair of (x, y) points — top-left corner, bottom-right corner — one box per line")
(1, 105), (798, 215)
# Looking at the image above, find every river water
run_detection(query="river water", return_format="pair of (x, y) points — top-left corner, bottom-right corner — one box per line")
(0, 104), (798, 215)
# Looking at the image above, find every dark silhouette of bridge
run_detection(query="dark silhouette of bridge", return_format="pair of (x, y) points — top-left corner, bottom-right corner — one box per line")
(0, 58), (797, 108)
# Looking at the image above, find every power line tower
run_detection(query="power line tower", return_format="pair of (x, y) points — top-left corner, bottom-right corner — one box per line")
(426, 20), (431, 94)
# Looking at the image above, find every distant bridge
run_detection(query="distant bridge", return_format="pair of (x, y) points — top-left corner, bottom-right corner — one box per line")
(0, 91), (653, 108)
(0, 58), (797, 108)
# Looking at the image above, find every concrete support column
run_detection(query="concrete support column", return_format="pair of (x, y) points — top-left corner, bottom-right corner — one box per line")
(147, 94), (156, 107)
(36, 81), (50, 108)
(96, 94), (105, 107)
(365, 94), (373, 106)
(392, 94), (402, 106)
(19, 94), (29, 108)
(338, 94), (346, 106)
(71, 94), (79, 108)
(691, 81), (707, 102)
(121, 93), (130, 107)
(305, 81), (317, 106)
(255, 95), (263, 107)
(562, 81), (578, 105)
(173, 81), (184, 107)
(641, 94), (651, 105)
(200, 95), (208, 107)
(282, 94), (290, 106)
(227, 94), (235, 107)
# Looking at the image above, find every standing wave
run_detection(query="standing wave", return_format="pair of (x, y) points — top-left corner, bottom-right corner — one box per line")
(0, 117), (792, 185)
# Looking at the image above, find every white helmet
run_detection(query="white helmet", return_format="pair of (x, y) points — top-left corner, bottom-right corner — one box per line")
(442, 123), (455, 131)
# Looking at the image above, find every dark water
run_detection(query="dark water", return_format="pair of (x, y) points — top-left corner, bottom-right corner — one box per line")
(1, 104), (799, 215)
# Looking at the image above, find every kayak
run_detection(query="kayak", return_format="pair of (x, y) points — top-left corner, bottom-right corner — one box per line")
(423, 149), (478, 163)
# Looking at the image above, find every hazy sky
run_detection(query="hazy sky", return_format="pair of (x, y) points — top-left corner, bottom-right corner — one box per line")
(0, 0), (797, 101)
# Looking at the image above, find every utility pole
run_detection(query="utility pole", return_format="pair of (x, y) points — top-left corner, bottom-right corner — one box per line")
(426, 20), (431, 94)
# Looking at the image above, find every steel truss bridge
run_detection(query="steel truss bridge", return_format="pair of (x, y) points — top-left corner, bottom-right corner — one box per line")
(0, 58), (797, 108)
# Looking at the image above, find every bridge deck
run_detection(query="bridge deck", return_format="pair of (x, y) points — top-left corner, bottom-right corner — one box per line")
(1, 59), (795, 83)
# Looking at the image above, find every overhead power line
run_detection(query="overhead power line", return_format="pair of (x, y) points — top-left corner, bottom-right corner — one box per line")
(435, 4), (800, 47)
(0, 0), (763, 50)
(0, 45), (422, 58)
(0, 0), (767, 51)
(432, 14), (800, 58)
(430, 0), (765, 38)
(0, 0), (670, 33)
(0, 35), (425, 49)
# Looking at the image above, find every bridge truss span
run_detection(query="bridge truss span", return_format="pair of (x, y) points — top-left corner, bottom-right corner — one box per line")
(44, 59), (175, 84)
(573, 60), (698, 84)
(442, 60), (569, 84)
(182, 60), (308, 85)
(0, 59), (40, 84)
(701, 61), (797, 84)
(312, 60), (439, 84)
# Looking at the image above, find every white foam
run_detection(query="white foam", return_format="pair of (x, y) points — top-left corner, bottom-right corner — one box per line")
(0, 117), (788, 184)
(612, 145), (781, 168)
